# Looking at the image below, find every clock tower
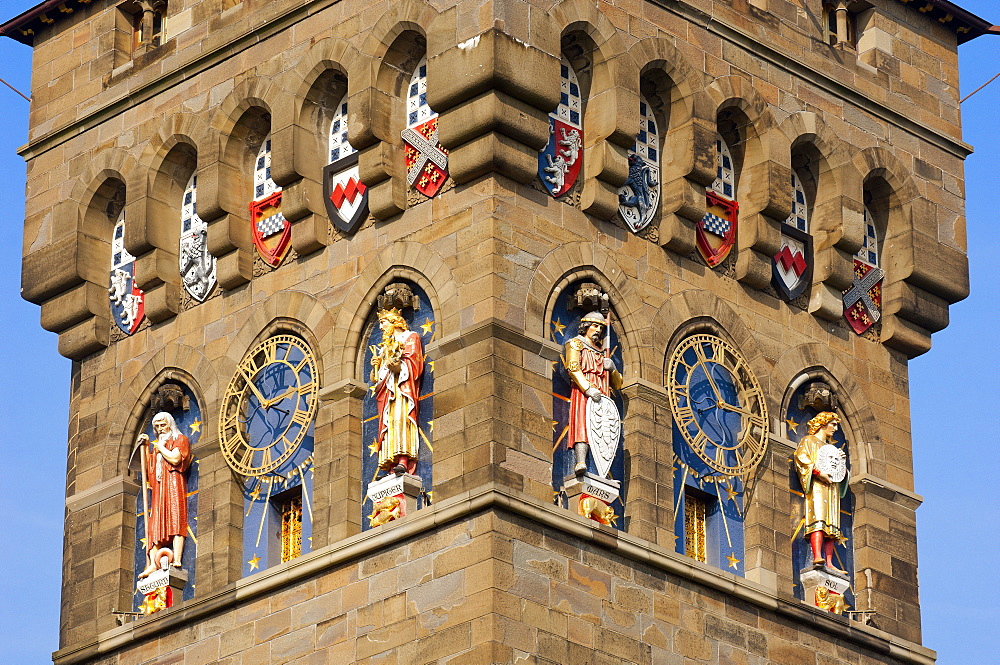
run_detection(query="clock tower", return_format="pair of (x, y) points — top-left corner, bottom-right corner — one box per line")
(3, 0), (994, 663)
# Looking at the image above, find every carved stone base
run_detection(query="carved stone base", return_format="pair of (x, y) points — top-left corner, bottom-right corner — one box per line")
(136, 566), (188, 616)
(563, 473), (620, 526)
(800, 566), (850, 615)
(366, 472), (424, 527)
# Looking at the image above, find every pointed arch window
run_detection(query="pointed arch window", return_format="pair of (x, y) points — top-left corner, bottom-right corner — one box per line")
(323, 92), (368, 234)
(618, 96), (660, 233)
(538, 57), (584, 199)
(857, 206), (879, 267)
(254, 134), (280, 201)
(250, 132), (290, 267)
(786, 172), (809, 233)
(109, 210), (145, 334)
(179, 173), (216, 301)
(711, 136), (735, 200)
(328, 95), (354, 163)
(402, 57), (448, 199)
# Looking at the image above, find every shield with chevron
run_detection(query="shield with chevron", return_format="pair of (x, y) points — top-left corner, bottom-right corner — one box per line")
(772, 224), (813, 301)
(323, 152), (368, 234)
(843, 259), (884, 335)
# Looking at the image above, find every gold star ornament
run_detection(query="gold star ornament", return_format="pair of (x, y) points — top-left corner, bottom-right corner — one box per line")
(247, 555), (261, 571)
(189, 419), (203, 434)
(726, 553), (740, 569)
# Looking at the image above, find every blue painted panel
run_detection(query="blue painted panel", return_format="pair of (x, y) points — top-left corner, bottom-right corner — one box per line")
(548, 284), (626, 528)
(361, 284), (435, 530)
(133, 387), (201, 609)
(785, 386), (855, 608)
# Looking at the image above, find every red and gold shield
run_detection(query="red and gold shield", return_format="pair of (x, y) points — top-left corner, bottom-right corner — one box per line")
(697, 191), (739, 267)
(250, 191), (291, 267)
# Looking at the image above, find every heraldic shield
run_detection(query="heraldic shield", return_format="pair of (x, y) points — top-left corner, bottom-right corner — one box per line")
(618, 153), (659, 233)
(109, 261), (145, 335)
(585, 395), (622, 479)
(403, 117), (448, 199)
(772, 224), (813, 301)
(323, 152), (368, 234)
(539, 118), (583, 198)
(843, 259), (884, 335)
(697, 190), (739, 267)
(109, 216), (144, 335)
(250, 190), (291, 267)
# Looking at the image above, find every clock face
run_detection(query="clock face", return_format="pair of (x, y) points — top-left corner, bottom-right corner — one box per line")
(220, 335), (319, 477)
(667, 334), (768, 476)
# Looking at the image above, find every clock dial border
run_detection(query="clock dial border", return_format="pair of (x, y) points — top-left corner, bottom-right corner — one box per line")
(667, 333), (769, 477)
(219, 334), (319, 478)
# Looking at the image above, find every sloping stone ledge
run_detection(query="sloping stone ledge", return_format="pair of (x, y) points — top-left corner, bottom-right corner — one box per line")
(53, 483), (936, 665)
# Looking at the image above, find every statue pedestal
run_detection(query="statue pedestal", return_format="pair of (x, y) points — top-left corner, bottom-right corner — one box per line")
(563, 473), (620, 526)
(800, 566), (850, 615)
(366, 472), (423, 526)
(136, 566), (188, 614)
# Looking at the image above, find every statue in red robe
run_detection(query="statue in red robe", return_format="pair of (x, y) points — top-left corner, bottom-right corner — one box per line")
(563, 312), (622, 474)
(137, 412), (192, 578)
(371, 309), (425, 474)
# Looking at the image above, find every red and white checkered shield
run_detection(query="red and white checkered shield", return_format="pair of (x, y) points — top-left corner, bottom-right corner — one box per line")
(697, 190), (739, 268)
(250, 191), (291, 267)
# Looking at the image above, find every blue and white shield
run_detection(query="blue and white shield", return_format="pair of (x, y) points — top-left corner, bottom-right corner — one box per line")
(618, 98), (660, 233)
(618, 154), (660, 233)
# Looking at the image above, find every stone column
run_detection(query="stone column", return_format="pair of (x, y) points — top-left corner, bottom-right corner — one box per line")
(315, 379), (367, 546)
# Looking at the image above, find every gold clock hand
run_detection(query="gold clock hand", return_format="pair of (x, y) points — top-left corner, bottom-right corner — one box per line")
(240, 366), (269, 406)
(716, 401), (755, 418)
(265, 385), (300, 409)
(700, 362), (724, 403)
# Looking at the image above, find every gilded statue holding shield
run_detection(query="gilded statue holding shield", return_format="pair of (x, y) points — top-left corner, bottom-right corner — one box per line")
(794, 411), (849, 571)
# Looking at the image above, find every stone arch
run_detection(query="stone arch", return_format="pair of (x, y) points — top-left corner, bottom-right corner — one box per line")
(351, 2), (439, 218)
(199, 75), (283, 225)
(779, 111), (858, 200)
(770, 342), (881, 479)
(71, 148), (138, 243)
(651, 289), (769, 400)
(221, 291), (336, 391)
(852, 146), (920, 289)
(704, 74), (783, 196)
(628, 36), (712, 140)
(273, 36), (363, 185)
(129, 113), (211, 259)
(527, 241), (648, 378)
(852, 145), (920, 207)
(705, 75), (787, 286)
(549, 0), (638, 218)
(104, 343), (218, 477)
(856, 147), (913, 246)
(331, 241), (457, 383)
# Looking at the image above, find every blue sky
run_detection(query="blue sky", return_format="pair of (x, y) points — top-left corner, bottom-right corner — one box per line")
(0, 2), (996, 663)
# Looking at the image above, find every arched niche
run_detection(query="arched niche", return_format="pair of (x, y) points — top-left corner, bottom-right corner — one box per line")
(358, 281), (436, 531)
(546, 280), (629, 529)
